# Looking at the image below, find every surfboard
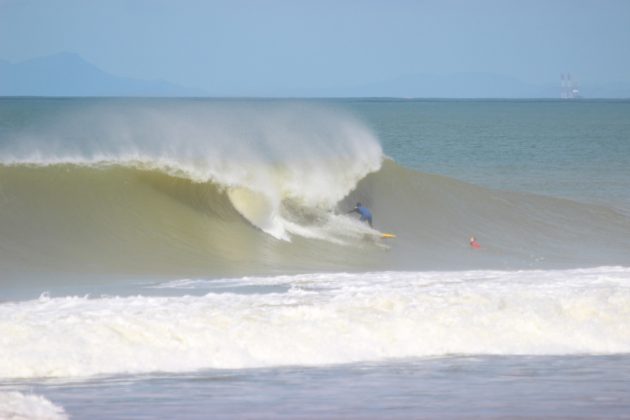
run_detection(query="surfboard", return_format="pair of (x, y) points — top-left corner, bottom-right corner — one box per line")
(381, 233), (396, 239)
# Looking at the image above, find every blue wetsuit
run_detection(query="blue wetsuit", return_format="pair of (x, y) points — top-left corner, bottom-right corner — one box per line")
(352, 205), (373, 227)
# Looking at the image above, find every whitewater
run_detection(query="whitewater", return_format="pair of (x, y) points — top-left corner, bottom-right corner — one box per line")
(2, 268), (630, 380)
(1, 98), (630, 418)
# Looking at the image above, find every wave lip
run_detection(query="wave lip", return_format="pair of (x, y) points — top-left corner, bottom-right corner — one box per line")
(2, 267), (629, 380)
(0, 101), (383, 240)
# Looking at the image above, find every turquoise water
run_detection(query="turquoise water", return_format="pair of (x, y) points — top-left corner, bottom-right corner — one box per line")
(352, 99), (630, 210)
(1, 99), (629, 419)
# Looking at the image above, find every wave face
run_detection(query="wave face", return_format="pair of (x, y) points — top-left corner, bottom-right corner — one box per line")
(2, 267), (630, 379)
(1, 99), (630, 287)
(0, 100), (382, 238)
(0, 100), (388, 283)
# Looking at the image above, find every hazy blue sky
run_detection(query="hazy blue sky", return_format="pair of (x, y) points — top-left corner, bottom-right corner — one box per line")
(1, 0), (629, 95)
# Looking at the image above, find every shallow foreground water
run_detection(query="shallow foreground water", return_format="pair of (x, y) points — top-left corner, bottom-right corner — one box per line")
(3, 356), (629, 419)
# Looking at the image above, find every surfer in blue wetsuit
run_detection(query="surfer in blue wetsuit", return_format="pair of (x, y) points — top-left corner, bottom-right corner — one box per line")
(348, 202), (373, 227)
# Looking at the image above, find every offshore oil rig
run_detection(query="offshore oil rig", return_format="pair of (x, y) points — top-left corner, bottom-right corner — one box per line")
(560, 73), (582, 99)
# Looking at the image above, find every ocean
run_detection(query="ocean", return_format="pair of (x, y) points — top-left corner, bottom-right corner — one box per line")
(1, 98), (629, 419)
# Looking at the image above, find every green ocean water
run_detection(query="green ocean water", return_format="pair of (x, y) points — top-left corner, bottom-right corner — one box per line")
(351, 99), (630, 210)
(1, 98), (629, 419)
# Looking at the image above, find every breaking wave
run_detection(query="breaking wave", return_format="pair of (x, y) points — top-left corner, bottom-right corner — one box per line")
(1, 268), (630, 379)
(1, 99), (630, 286)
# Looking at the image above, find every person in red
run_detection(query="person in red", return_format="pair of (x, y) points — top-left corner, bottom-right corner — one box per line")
(470, 236), (481, 249)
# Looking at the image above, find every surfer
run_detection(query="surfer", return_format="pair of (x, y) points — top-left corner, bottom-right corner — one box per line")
(470, 236), (481, 249)
(348, 202), (373, 227)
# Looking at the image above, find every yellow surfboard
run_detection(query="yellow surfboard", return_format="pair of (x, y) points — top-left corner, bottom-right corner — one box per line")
(381, 233), (396, 239)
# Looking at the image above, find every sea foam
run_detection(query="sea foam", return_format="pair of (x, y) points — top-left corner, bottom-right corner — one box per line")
(1, 267), (629, 379)
(0, 392), (67, 420)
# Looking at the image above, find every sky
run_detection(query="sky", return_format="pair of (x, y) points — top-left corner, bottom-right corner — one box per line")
(1, 0), (630, 95)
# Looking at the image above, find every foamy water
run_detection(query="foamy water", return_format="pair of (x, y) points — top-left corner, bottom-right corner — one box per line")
(2, 267), (629, 380)
(0, 391), (67, 420)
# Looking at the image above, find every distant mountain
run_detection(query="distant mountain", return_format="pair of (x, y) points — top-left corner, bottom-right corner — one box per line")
(0, 52), (205, 97)
(2, 53), (628, 98)
(301, 72), (553, 98)
(291, 73), (630, 99)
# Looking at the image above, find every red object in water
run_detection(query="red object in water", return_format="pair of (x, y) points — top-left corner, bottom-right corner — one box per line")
(470, 237), (481, 249)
